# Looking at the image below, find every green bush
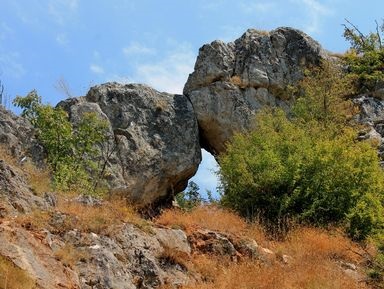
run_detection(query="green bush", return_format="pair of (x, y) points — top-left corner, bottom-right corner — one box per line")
(219, 62), (384, 239)
(176, 181), (203, 210)
(343, 20), (384, 93)
(220, 109), (384, 238)
(13, 90), (109, 195)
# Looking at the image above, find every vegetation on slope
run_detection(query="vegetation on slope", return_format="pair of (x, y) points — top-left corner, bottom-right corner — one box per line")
(13, 90), (110, 195)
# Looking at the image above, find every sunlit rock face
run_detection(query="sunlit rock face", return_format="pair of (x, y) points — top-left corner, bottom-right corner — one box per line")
(184, 27), (326, 156)
(59, 82), (201, 207)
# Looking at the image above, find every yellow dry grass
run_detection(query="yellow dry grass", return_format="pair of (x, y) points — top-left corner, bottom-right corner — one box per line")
(0, 146), (51, 196)
(157, 206), (371, 289)
(54, 197), (143, 234)
(54, 244), (87, 269)
(0, 255), (37, 289)
(156, 206), (267, 245)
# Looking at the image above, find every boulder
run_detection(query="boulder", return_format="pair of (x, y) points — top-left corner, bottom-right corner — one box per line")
(184, 27), (326, 155)
(59, 83), (201, 207)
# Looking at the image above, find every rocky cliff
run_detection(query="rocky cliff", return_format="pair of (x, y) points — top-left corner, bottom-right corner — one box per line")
(56, 27), (327, 206)
(184, 27), (326, 155)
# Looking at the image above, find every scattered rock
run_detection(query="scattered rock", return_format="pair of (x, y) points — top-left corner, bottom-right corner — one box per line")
(188, 229), (238, 259)
(154, 227), (191, 255)
(74, 195), (103, 207)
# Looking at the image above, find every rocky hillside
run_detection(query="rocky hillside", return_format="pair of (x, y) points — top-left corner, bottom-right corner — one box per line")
(0, 148), (369, 288)
(1, 26), (383, 288)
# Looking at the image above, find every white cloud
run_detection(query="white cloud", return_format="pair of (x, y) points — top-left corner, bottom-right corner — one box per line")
(93, 51), (101, 59)
(131, 43), (196, 94)
(0, 52), (26, 78)
(48, 0), (79, 25)
(240, 1), (276, 13)
(56, 33), (69, 45)
(0, 22), (13, 41)
(90, 64), (105, 75)
(123, 42), (156, 56)
(293, 0), (332, 34)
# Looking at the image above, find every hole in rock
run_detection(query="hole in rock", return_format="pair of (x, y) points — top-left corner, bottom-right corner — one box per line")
(189, 149), (220, 200)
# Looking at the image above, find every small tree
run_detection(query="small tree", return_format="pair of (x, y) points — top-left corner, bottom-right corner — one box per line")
(13, 90), (109, 194)
(176, 181), (203, 210)
(343, 19), (384, 93)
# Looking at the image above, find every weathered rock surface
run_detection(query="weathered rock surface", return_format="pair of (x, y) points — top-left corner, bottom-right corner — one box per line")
(59, 83), (201, 207)
(354, 95), (384, 163)
(0, 220), (80, 289)
(0, 159), (50, 217)
(184, 27), (326, 155)
(0, 106), (44, 164)
(62, 224), (193, 289)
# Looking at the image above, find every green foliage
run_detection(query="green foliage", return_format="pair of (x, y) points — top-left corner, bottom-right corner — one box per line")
(176, 181), (203, 210)
(13, 90), (109, 195)
(219, 62), (384, 239)
(292, 61), (356, 127)
(343, 20), (384, 93)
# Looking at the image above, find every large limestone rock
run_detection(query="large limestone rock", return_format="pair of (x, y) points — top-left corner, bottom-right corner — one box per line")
(184, 27), (326, 155)
(59, 83), (201, 207)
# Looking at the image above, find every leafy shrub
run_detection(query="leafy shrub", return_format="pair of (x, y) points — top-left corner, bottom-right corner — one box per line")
(219, 62), (384, 239)
(176, 181), (203, 210)
(13, 90), (109, 194)
(343, 20), (384, 93)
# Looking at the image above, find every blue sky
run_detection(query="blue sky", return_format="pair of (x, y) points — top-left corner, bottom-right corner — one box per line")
(1, 0), (383, 195)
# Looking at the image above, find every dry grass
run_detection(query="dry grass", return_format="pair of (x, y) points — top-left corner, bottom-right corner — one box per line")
(14, 210), (51, 231)
(181, 226), (370, 289)
(0, 146), (51, 196)
(54, 197), (144, 234)
(24, 164), (51, 196)
(157, 206), (247, 235)
(157, 245), (191, 270)
(156, 206), (267, 245)
(0, 255), (37, 289)
(157, 206), (371, 289)
(229, 75), (246, 88)
(54, 244), (87, 269)
(281, 226), (362, 263)
(14, 195), (145, 236)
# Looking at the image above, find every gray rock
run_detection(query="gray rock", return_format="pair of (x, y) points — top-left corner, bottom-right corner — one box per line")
(154, 227), (191, 255)
(0, 221), (80, 289)
(353, 95), (384, 160)
(0, 106), (45, 165)
(0, 159), (48, 215)
(64, 223), (193, 289)
(59, 83), (201, 207)
(188, 229), (237, 257)
(184, 27), (326, 155)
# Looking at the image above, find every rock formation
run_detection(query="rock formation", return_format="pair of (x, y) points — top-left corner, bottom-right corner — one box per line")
(184, 27), (326, 155)
(0, 106), (44, 165)
(0, 107), (49, 216)
(59, 83), (201, 207)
